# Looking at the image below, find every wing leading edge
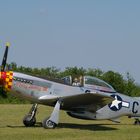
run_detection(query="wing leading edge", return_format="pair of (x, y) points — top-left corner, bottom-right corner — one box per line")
(39, 92), (114, 112)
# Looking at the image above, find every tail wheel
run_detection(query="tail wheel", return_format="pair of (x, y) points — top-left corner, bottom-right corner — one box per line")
(134, 119), (140, 125)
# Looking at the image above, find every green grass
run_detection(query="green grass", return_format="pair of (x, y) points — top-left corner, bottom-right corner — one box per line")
(0, 104), (140, 140)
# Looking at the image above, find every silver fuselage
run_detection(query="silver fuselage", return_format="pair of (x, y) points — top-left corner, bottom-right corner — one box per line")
(10, 72), (140, 120)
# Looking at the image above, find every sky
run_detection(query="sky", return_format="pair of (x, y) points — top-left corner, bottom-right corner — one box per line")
(0, 0), (140, 82)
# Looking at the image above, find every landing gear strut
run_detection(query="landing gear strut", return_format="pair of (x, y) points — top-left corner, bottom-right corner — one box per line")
(23, 103), (38, 127)
(134, 118), (140, 125)
(42, 100), (61, 129)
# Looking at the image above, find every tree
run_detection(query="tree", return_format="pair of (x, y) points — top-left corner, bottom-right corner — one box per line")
(124, 72), (137, 96)
(102, 71), (125, 93)
(60, 67), (86, 78)
(39, 67), (60, 78)
(86, 68), (104, 78)
(8, 62), (17, 71)
(1, 62), (140, 104)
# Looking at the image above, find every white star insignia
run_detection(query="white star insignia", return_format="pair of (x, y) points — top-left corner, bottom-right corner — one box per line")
(110, 96), (122, 109)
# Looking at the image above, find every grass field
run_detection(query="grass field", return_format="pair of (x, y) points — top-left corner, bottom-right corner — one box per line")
(0, 104), (140, 140)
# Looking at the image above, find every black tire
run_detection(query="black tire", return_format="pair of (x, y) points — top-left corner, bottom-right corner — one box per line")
(42, 118), (56, 129)
(85, 90), (90, 93)
(134, 120), (140, 125)
(23, 114), (36, 127)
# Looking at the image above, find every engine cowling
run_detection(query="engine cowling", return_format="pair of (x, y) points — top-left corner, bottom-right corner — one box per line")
(0, 71), (13, 92)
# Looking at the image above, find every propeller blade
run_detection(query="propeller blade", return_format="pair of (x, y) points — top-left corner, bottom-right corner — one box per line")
(1, 42), (10, 71)
(0, 42), (11, 98)
(0, 87), (7, 98)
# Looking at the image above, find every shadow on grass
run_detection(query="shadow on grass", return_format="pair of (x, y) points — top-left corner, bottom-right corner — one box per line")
(6, 122), (118, 131)
(58, 123), (118, 131)
(6, 122), (42, 128)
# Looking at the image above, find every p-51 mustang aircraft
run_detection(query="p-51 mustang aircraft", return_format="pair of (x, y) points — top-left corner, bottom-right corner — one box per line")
(0, 43), (140, 129)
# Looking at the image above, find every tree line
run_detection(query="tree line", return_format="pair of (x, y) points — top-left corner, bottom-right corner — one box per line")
(0, 62), (140, 103)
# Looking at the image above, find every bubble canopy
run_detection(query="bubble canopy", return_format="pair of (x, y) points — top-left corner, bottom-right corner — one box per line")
(84, 76), (116, 93)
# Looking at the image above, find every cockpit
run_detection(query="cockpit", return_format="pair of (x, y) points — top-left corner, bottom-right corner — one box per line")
(84, 76), (116, 93)
(61, 75), (116, 93)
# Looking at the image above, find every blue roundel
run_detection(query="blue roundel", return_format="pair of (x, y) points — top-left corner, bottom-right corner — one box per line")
(108, 95), (122, 111)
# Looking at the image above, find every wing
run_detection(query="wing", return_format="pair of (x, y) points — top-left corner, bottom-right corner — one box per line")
(39, 92), (113, 112)
(61, 92), (113, 112)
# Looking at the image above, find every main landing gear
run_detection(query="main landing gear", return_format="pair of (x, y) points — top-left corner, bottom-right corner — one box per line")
(23, 100), (61, 129)
(42, 100), (61, 129)
(23, 103), (38, 127)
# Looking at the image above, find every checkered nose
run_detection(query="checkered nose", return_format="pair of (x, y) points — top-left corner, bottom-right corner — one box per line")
(0, 71), (13, 92)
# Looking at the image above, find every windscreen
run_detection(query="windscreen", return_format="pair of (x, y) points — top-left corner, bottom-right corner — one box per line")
(84, 76), (116, 93)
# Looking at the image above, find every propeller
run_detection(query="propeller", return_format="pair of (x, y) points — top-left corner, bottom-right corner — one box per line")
(1, 42), (10, 71)
(0, 42), (10, 97)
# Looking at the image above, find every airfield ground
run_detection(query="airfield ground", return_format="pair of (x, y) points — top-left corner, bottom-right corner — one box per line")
(0, 104), (140, 140)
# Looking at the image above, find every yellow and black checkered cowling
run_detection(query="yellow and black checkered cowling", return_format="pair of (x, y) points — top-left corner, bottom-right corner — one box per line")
(0, 71), (13, 92)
